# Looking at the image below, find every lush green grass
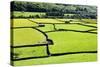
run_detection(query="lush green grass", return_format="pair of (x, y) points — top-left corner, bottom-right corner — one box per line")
(56, 24), (96, 31)
(32, 18), (81, 23)
(11, 19), (97, 66)
(13, 46), (47, 59)
(37, 22), (97, 53)
(56, 19), (79, 21)
(48, 31), (97, 53)
(11, 19), (38, 27)
(55, 19), (97, 24)
(33, 19), (64, 23)
(38, 24), (54, 32)
(81, 19), (97, 24)
(13, 28), (46, 46)
(81, 23), (97, 26)
(32, 19), (97, 24)
(14, 53), (97, 66)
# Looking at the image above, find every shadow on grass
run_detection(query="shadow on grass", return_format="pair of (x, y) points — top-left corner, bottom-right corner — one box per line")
(12, 51), (97, 61)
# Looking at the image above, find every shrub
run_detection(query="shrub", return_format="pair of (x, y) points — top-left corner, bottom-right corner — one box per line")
(65, 21), (70, 23)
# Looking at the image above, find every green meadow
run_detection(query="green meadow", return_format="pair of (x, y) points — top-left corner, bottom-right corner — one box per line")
(11, 18), (97, 66)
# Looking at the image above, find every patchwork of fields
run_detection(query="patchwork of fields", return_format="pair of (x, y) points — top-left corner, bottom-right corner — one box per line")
(11, 18), (97, 66)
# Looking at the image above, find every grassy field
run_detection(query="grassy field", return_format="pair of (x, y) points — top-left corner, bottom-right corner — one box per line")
(14, 53), (97, 66)
(13, 28), (46, 46)
(81, 19), (97, 24)
(11, 19), (38, 27)
(11, 18), (97, 66)
(48, 31), (97, 53)
(33, 19), (65, 23)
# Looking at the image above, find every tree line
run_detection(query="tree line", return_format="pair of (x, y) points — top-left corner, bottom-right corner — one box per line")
(11, 1), (97, 19)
